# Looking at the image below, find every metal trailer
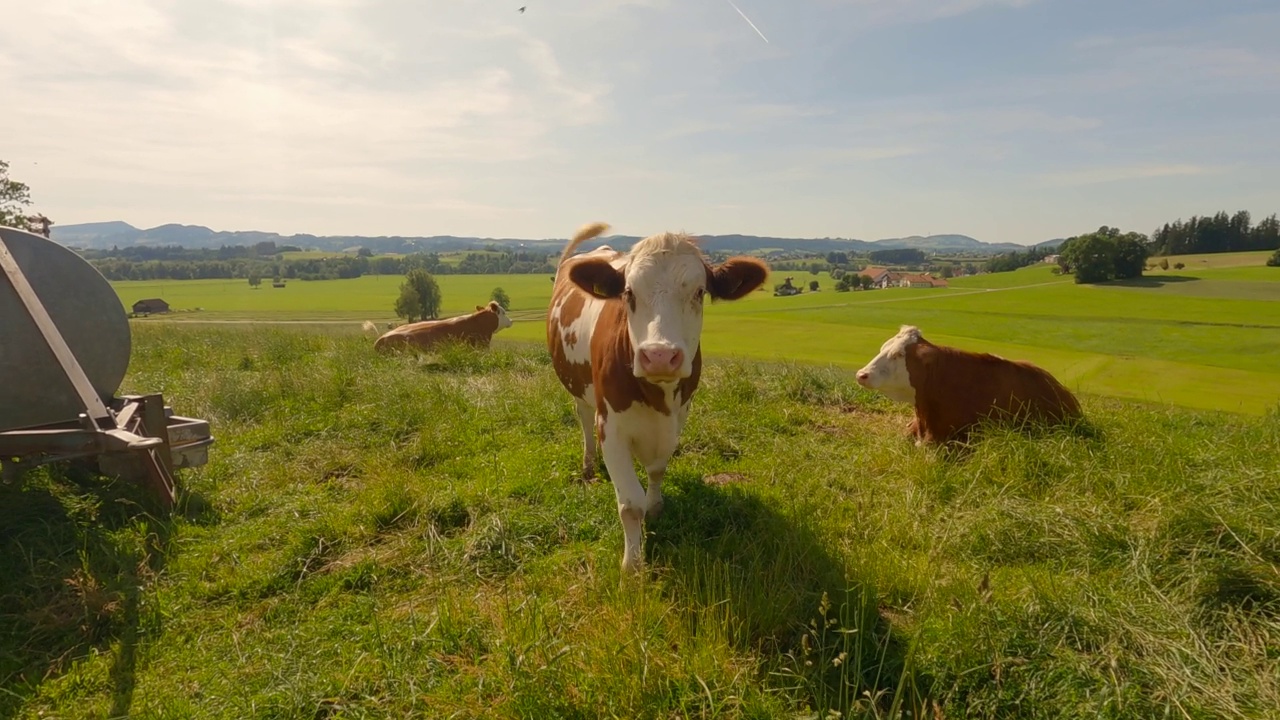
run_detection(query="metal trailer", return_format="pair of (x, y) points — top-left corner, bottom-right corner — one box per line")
(0, 225), (213, 509)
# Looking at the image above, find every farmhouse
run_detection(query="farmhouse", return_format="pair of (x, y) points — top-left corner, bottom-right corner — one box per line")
(131, 298), (170, 315)
(858, 267), (897, 289)
(898, 274), (949, 288)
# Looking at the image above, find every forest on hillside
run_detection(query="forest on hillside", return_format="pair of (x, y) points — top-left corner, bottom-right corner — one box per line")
(1147, 210), (1280, 256)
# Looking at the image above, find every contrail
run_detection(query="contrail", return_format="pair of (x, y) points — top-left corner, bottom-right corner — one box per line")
(724, 0), (769, 43)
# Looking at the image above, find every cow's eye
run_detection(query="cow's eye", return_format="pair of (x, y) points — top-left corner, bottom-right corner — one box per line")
(694, 288), (706, 302)
(622, 287), (636, 311)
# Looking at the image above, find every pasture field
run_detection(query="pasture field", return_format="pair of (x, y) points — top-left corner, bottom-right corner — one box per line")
(113, 255), (1280, 415)
(1155, 250), (1275, 269)
(278, 250), (352, 260)
(112, 274), (558, 322)
(2, 326), (1278, 719)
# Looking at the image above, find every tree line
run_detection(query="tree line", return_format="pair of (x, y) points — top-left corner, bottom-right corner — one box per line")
(1149, 210), (1280, 256)
(980, 209), (1280, 278)
(85, 247), (561, 281)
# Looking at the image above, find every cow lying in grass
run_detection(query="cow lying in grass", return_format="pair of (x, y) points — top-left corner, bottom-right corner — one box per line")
(547, 221), (769, 573)
(856, 325), (1083, 445)
(366, 301), (513, 353)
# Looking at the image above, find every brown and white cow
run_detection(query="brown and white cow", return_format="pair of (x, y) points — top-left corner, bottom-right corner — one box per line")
(369, 301), (513, 353)
(855, 325), (1082, 445)
(547, 221), (769, 573)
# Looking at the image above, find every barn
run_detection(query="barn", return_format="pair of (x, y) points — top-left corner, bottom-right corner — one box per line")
(132, 298), (171, 315)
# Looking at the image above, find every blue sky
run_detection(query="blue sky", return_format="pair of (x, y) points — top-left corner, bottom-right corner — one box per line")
(3, 0), (1278, 245)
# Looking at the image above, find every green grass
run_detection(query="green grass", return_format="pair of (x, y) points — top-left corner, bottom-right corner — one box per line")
(1156, 250), (1275, 269)
(112, 261), (1280, 416)
(112, 274), (558, 323)
(2, 326), (1278, 718)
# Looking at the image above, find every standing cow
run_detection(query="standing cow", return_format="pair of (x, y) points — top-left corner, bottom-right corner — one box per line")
(547, 222), (769, 573)
(855, 325), (1082, 445)
(368, 301), (513, 353)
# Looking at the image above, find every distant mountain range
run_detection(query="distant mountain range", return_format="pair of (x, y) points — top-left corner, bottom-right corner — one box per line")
(50, 221), (1038, 255)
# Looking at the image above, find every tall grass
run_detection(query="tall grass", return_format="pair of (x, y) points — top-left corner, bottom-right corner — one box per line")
(2, 325), (1277, 719)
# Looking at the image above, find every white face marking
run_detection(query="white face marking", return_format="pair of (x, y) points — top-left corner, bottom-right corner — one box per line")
(494, 304), (513, 330)
(856, 325), (919, 404)
(620, 236), (708, 382)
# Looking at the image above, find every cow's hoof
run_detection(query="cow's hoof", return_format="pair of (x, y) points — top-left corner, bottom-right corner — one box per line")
(645, 499), (665, 520)
(575, 471), (598, 485)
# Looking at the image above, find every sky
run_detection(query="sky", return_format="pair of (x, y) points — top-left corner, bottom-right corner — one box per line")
(3, 0), (1279, 245)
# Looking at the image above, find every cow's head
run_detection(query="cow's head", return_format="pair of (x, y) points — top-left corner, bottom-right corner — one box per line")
(477, 301), (514, 330)
(855, 325), (921, 403)
(568, 232), (768, 383)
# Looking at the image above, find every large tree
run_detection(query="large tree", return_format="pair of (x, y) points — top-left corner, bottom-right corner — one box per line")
(0, 159), (50, 234)
(1059, 226), (1149, 283)
(394, 269), (442, 322)
(1112, 233), (1150, 279)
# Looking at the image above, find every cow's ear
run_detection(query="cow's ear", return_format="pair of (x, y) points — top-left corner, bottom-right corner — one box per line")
(568, 258), (624, 299)
(488, 301), (500, 311)
(476, 305), (484, 311)
(709, 257), (769, 301)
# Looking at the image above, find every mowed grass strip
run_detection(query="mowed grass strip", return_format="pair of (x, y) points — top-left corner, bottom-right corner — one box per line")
(2, 325), (1279, 719)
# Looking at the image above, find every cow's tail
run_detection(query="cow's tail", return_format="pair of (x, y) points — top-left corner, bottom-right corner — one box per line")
(361, 320), (379, 334)
(558, 222), (611, 266)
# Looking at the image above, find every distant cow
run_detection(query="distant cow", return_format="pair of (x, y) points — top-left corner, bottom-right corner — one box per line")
(548, 221), (769, 573)
(368, 301), (513, 353)
(855, 325), (1082, 445)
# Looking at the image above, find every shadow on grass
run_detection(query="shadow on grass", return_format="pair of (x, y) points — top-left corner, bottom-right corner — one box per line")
(1107, 275), (1200, 288)
(0, 465), (204, 719)
(645, 473), (928, 717)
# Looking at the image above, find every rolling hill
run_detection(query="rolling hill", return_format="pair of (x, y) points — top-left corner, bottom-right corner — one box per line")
(50, 221), (1033, 255)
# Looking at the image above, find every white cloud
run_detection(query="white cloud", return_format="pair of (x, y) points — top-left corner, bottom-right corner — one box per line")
(0, 0), (609, 231)
(2, 0), (1277, 245)
(824, 0), (1039, 27)
(1038, 164), (1221, 187)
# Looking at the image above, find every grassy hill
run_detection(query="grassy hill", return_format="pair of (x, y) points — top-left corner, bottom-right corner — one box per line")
(110, 253), (1280, 415)
(2, 328), (1277, 718)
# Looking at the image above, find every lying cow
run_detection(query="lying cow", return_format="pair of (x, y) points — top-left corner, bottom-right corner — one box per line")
(367, 301), (513, 353)
(548, 221), (769, 573)
(856, 325), (1082, 445)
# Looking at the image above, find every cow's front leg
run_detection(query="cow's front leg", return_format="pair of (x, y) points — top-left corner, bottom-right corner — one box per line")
(644, 463), (666, 520)
(601, 430), (646, 573)
(575, 399), (598, 482)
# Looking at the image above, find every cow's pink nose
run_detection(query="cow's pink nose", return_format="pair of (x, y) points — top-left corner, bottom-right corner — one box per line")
(856, 371), (870, 384)
(639, 347), (683, 374)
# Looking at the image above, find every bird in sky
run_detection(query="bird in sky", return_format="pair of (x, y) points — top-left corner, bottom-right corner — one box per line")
(517, 6), (526, 12)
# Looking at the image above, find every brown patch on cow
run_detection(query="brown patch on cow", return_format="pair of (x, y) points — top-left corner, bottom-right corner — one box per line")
(557, 290), (586, 328)
(903, 334), (1082, 444)
(591, 300), (672, 416)
(547, 322), (591, 401)
(676, 348), (702, 406)
(373, 306), (500, 353)
(703, 472), (747, 486)
(547, 271), (596, 401)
